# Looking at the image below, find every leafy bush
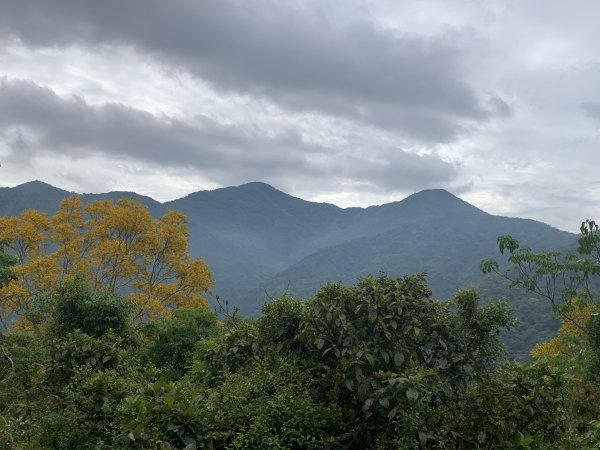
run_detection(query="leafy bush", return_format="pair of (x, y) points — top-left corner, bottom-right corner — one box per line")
(122, 364), (350, 450)
(1, 331), (147, 449)
(48, 276), (134, 339)
(192, 319), (261, 385)
(258, 294), (307, 353)
(36, 368), (131, 450)
(298, 274), (516, 448)
(143, 307), (219, 378)
(587, 313), (600, 379)
(446, 362), (568, 448)
(45, 330), (125, 387)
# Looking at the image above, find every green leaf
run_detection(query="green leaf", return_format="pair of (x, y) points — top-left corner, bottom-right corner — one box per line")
(406, 387), (419, 401)
(368, 308), (377, 323)
(477, 431), (487, 443)
(418, 431), (428, 446)
(181, 435), (197, 449)
(480, 259), (499, 274)
(388, 407), (398, 419)
(394, 351), (404, 367)
(378, 397), (390, 408)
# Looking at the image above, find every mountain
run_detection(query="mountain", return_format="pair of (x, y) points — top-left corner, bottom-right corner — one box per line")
(0, 180), (577, 358)
(252, 213), (572, 305)
(0, 180), (166, 216)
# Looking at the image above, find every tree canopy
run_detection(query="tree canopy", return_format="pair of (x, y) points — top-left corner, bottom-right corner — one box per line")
(0, 196), (212, 330)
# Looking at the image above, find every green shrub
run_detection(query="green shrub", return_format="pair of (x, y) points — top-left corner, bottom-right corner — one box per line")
(48, 276), (134, 340)
(258, 294), (307, 353)
(445, 362), (568, 449)
(37, 367), (132, 450)
(45, 330), (125, 387)
(298, 274), (516, 448)
(122, 364), (350, 449)
(191, 319), (261, 385)
(143, 308), (218, 378)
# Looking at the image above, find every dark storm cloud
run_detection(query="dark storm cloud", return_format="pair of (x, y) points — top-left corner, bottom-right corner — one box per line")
(0, 78), (457, 191)
(0, 0), (488, 142)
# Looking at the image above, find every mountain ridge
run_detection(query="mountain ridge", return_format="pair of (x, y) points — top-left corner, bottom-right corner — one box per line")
(2, 180), (495, 217)
(0, 180), (576, 358)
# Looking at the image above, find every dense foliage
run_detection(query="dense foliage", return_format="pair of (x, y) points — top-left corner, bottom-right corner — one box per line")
(0, 196), (213, 330)
(2, 202), (600, 448)
(0, 272), (583, 449)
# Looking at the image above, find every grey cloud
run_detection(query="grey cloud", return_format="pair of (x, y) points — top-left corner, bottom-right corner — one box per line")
(341, 151), (457, 192)
(582, 102), (600, 125)
(489, 97), (512, 118)
(0, 77), (458, 192)
(0, 0), (488, 143)
(0, 77), (315, 179)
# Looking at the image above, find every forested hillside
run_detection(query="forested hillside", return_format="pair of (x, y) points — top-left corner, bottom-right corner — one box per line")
(0, 181), (576, 306)
(0, 181), (576, 358)
(2, 202), (600, 448)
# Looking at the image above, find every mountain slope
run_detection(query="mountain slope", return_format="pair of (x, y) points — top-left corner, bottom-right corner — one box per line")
(0, 181), (575, 308)
(0, 181), (72, 216)
(0, 181), (578, 358)
(244, 195), (575, 312)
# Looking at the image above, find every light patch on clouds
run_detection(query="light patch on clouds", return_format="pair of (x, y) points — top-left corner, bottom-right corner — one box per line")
(0, 77), (458, 197)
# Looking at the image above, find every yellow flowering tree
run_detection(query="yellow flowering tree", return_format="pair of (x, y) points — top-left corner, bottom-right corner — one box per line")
(0, 196), (213, 329)
(531, 300), (600, 426)
(531, 300), (596, 359)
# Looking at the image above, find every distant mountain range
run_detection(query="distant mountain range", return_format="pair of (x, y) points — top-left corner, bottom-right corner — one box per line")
(0, 180), (576, 358)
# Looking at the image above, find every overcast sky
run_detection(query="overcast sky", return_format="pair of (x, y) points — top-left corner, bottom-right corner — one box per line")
(1, 0), (599, 232)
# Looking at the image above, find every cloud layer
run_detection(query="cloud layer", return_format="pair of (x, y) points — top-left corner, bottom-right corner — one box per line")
(0, 77), (457, 192)
(1, 0), (600, 231)
(0, 0), (494, 142)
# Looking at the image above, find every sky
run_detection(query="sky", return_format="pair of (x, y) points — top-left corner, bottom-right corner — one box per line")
(0, 0), (599, 232)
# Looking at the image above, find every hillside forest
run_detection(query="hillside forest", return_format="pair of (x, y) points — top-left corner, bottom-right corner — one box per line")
(2, 196), (600, 449)
(0, 181), (578, 360)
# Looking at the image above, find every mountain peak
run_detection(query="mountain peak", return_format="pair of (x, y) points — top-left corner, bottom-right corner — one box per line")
(13, 180), (69, 194)
(237, 181), (277, 190)
(403, 188), (484, 212)
(16, 180), (58, 189)
(232, 181), (286, 195)
(407, 188), (459, 200)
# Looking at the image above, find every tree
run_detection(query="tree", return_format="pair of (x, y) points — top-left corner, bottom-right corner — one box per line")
(0, 210), (57, 331)
(142, 307), (219, 377)
(0, 196), (213, 329)
(0, 241), (16, 289)
(481, 219), (600, 331)
(481, 219), (600, 437)
(47, 276), (134, 340)
(298, 274), (516, 447)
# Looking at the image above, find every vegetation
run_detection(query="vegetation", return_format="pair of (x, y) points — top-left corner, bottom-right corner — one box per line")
(0, 181), (577, 359)
(0, 196), (213, 330)
(1, 200), (600, 448)
(0, 241), (17, 289)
